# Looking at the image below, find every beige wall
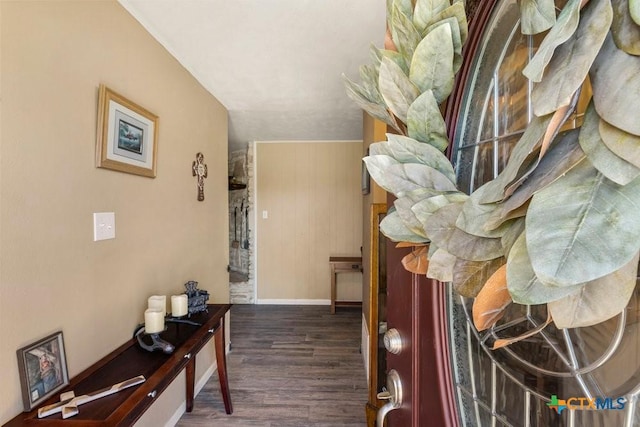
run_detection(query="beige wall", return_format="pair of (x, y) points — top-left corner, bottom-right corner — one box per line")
(0, 1), (229, 424)
(256, 141), (363, 302)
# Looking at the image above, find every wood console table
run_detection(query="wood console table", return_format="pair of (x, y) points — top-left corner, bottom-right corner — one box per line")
(4, 304), (232, 426)
(330, 256), (363, 314)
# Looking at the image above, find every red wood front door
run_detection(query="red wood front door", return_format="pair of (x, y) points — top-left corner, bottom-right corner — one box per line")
(378, 3), (498, 426)
(381, 193), (458, 427)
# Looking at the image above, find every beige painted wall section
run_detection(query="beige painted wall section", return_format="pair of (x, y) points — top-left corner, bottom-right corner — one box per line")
(0, 1), (228, 424)
(256, 142), (363, 302)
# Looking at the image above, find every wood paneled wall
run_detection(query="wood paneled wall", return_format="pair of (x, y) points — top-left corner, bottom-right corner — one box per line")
(255, 141), (363, 303)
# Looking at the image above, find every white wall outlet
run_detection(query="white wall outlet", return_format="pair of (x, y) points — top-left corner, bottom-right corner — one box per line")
(93, 212), (116, 241)
(262, 210), (268, 219)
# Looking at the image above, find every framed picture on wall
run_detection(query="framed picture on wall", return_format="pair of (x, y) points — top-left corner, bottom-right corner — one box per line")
(96, 84), (158, 178)
(362, 148), (370, 195)
(16, 331), (69, 411)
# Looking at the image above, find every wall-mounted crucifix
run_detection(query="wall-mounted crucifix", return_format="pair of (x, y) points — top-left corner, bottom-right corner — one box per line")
(192, 152), (208, 201)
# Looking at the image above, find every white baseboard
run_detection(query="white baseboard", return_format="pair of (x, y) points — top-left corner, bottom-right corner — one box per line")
(255, 298), (331, 305)
(165, 402), (186, 427)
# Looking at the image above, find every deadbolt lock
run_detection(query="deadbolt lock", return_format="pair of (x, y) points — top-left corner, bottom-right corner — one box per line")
(383, 328), (404, 354)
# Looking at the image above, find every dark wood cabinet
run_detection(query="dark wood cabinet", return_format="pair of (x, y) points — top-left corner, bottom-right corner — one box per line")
(4, 304), (232, 427)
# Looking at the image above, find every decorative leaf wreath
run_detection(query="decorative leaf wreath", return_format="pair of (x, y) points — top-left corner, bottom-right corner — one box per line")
(344, 0), (640, 347)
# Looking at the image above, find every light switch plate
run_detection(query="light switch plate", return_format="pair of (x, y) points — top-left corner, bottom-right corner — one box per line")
(93, 212), (115, 241)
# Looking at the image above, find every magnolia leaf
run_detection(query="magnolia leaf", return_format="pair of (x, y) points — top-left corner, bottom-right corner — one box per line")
(399, 187), (454, 203)
(427, 241), (438, 257)
(343, 75), (401, 132)
(506, 92), (580, 199)
(380, 209), (428, 243)
(364, 155), (420, 195)
(429, 2), (468, 45)
(501, 218), (526, 257)
(531, 0), (612, 116)
(487, 128), (585, 230)
(457, 184), (513, 238)
(391, 3), (422, 63)
(423, 203), (504, 261)
(380, 48), (410, 75)
(452, 257), (505, 298)
(394, 196), (428, 238)
(402, 246), (429, 274)
(385, 24), (399, 52)
(486, 200), (529, 233)
(507, 232), (582, 305)
(523, 0), (581, 83)
(631, 0), (640, 25)
(611, 0), (640, 55)
(386, 134), (456, 182)
(527, 158), (640, 287)
(412, 194), (457, 233)
(406, 90), (449, 151)
(409, 23), (454, 104)
(549, 252), (640, 328)
(599, 116), (640, 169)
(396, 163), (459, 196)
(472, 264), (511, 331)
(359, 64), (384, 105)
(519, 0), (556, 35)
(427, 248), (457, 282)
(424, 17), (463, 73)
(478, 114), (553, 204)
(396, 241), (427, 248)
(591, 33), (640, 136)
(368, 141), (393, 157)
(580, 102), (640, 185)
(364, 155), (458, 197)
(370, 43), (383, 67)
(492, 313), (552, 350)
(379, 56), (420, 124)
(392, 0), (414, 21)
(413, 0), (449, 33)
(411, 193), (469, 233)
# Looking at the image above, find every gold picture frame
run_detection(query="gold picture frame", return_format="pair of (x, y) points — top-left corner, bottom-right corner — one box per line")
(96, 84), (158, 178)
(16, 331), (69, 412)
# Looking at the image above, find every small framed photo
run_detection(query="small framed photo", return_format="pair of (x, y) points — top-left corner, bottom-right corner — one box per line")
(16, 331), (69, 411)
(96, 84), (158, 178)
(362, 148), (371, 195)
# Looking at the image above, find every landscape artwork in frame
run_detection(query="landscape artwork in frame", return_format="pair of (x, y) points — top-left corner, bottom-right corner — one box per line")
(362, 148), (370, 195)
(16, 331), (69, 411)
(96, 84), (158, 178)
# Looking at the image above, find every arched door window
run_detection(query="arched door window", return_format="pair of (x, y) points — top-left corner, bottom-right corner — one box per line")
(448, 1), (640, 426)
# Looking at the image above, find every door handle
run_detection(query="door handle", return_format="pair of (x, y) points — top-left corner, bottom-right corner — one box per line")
(377, 401), (399, 427)
(376, 369), (403, 426)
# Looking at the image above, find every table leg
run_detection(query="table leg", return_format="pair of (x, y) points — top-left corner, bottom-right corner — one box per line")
(331, 265), (336, 314)
(185, 356), (195, 412)
(214, 317), (233, 414)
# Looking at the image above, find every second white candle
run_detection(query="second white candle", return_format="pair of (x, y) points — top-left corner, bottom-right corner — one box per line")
(171, 294), (188, 317)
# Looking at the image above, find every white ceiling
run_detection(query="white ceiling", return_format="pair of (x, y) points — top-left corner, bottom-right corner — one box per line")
(118, 0), (387, 153)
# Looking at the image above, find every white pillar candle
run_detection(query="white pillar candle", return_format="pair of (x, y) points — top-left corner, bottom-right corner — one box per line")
(147, 295), (166, 317)
(144, 308), (164, 334)
(171, 294), (188, 317)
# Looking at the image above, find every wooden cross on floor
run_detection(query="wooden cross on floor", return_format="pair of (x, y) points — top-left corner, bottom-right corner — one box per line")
(192, 152), (208, 201)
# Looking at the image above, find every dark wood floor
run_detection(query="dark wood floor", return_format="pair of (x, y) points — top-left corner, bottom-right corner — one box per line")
(177, 304), (368, 426)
